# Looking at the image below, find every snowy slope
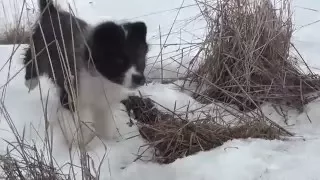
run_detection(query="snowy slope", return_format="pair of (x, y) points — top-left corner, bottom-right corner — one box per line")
(1, 0), (320, 179)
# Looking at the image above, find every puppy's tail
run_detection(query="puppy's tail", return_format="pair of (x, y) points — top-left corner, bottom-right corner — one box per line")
(39, 0), (56, 12)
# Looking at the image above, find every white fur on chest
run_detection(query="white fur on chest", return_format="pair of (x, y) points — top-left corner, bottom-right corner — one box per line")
(57, 68), (130, 147)
(78, 68), (128, 107)
(78, 68), (130, 139)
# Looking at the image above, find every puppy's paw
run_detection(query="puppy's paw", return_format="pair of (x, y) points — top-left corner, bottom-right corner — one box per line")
(94, 108), (121, 141)
(57, 107), (96, 148)
(104, 126), (120, 141)
(25, 78), (39, 91)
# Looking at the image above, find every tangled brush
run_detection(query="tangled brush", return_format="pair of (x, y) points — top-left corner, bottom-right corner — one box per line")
(0, 145), (67, 180)
(122, 96), (289, 164)
(191, 0), (320, 111)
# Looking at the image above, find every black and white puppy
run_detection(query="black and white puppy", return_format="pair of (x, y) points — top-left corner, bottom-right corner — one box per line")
(23, 0), (148, 146)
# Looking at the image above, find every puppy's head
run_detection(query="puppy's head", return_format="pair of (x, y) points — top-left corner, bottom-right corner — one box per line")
(86, 21), (148, 89)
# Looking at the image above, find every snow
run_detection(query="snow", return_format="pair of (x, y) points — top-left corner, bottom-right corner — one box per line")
(1, 0), (320, 179)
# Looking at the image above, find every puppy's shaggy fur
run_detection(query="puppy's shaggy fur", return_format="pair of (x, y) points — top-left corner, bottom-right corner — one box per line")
(23, 0), (149, 146)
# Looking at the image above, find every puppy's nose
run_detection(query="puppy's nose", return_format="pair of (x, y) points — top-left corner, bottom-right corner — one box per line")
(132, 74), (146, 86)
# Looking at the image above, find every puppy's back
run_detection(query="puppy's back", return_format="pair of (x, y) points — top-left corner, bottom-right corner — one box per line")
(26, 0), (88, 88)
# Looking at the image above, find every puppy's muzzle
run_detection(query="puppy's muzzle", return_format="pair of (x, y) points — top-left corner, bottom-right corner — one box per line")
(132, 74), (146, 86)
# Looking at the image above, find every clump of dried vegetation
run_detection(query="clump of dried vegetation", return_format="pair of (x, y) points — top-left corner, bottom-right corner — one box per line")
(0, 146), (66, 180)
(122, 96), (288, 164)
(0, 107), (99, 180)
(0, 24), (30, 44)
(191, 0), (320, 112)
(121, 0), (319, 164)
(0, 1), (32, 45)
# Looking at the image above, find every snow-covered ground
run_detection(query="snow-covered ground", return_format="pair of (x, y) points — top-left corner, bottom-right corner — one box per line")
(1, 0), (320, 179)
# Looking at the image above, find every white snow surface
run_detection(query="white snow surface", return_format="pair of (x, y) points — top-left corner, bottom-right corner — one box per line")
(1, 0), (320, 179)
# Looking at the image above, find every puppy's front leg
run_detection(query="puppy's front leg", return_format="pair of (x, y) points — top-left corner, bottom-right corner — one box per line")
(93, 105), (119, 141)
(57, 106), (96, 148)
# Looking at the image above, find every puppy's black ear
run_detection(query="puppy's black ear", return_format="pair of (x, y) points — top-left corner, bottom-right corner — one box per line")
(91, 22), (126, 49)
(124, 21), (147, 41)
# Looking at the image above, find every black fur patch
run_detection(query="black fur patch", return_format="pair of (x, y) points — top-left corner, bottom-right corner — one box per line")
(23, 0), (88, 112)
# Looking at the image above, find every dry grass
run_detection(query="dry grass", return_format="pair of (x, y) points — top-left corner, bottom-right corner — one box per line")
(0, 0), (33, 44)
(191, 0), (320, 112)
(122, 95), (288, 164)
(0, 146), (66, 180)
(0, 25), (30, 44)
